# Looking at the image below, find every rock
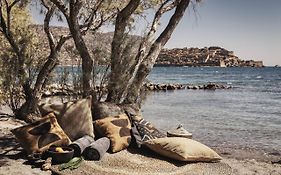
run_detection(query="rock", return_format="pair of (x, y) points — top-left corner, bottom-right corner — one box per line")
(271, 160), (281, 164)
(192, 86), (199, 90)
(185, 83), (232, 90)
(204, 83), (216, 90)
(167, 84), (176, 90)
(147, 85), (154, 91)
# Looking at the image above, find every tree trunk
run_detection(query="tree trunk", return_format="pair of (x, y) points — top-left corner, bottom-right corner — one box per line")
(124, 0), (191, 104)
(15, 94), (40, 122)
(106, 0), (141, 103)
(12, 4), (67, 121)
(67, 2), (94, 99)
(125, 44), (162, 104)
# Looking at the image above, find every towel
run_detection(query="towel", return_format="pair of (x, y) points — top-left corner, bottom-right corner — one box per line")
(83, 137), (110, 160)
(69, 135), (95, 156)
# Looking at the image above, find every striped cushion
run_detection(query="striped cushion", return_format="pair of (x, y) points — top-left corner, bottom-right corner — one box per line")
(131, 117), (166, 147)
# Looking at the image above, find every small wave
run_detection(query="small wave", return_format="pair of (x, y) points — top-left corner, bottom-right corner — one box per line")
(256, 76), (262, 79)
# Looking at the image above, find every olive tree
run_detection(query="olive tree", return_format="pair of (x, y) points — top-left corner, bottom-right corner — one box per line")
(49, 0), (198, 105)
(0, 0), (70, 121)
(106, 0), (196, 104)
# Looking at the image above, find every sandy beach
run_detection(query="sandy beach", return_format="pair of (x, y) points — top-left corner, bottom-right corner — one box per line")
(0, 105), (280, 175)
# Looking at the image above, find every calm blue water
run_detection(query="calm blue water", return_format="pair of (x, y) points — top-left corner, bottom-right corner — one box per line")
(142, 67), (281, 154)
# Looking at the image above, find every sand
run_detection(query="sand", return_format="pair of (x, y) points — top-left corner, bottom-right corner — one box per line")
(0, 110), (280, 175)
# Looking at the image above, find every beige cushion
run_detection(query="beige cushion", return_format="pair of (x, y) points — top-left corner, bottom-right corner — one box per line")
(39, 97), (94, 141)
(144, 137), (222, 162)
(94, 114), (131, 153)
(11, 113), (71, 154)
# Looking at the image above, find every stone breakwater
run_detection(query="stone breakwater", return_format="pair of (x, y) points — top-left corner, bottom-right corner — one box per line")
(144, 83), (232, 91)
(42, 83), (232, 97)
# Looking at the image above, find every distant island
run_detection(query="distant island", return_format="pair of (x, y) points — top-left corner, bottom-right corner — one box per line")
(156, 47), (264, 67)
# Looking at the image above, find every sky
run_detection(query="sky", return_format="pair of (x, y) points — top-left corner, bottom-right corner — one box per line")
(164, 0), (281, 66)
(31, 0), (281, 66)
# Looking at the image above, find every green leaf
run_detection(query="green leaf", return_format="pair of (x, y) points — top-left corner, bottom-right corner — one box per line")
(58, 157), (83, 171)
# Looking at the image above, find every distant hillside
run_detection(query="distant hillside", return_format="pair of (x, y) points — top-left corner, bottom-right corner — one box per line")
(1, 25), (263, 67)
(30, 25), (114, 65)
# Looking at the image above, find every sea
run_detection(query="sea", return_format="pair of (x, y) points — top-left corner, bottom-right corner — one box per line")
(142, 67), (281, 155)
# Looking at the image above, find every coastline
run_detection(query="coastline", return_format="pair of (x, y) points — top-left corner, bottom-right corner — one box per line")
(1, 106), (280, 175)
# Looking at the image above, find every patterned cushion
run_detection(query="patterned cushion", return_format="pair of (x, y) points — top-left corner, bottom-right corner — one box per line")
(131, 117), (166, 147)
(94, 114), (131, 153)
(39, 97), (94, 141)
(144, 137), (222, 162)
(11, 113), (71, 154)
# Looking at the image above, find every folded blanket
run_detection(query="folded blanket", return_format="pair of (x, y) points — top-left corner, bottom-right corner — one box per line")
(69, 135), (95, 156)
(83, 137), (110, 160)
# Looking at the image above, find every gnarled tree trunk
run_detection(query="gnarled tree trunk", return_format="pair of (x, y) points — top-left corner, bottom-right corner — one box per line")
(106, 0), (191, 104)
(125, 0), (191, 104)
(106, 0), (141, 104)
(1, 2), (68, 121)
(67, 1), (94, 98)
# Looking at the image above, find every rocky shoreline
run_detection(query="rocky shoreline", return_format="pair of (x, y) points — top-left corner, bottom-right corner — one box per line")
(41, 83), (232, 97)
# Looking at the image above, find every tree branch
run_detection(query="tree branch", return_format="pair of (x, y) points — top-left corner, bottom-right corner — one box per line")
(56, 34), (71, 51)
(155, 0), (190, 45)
(106, 0), (141, 103)
(121, 0), (179, 100)
(124, 0), (191, 103)
(129, 0), (178, 71)
(42, 3), (56, 54)
(49, 0), (69, 17)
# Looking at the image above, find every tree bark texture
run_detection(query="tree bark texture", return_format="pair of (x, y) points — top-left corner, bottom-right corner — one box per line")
(125, 0), (191, 104)
(106, 0), (141, 103)
(51, 0), (96, 99)
(68, 1), (94, 98)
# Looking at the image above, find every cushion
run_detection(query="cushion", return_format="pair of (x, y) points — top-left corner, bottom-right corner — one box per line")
(94, 114), (131, 153)
(131, 117), (166, 147)
(11, 113), (71, 154)
(144, 137), (222, 162)
(39, 97), (94, 141)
